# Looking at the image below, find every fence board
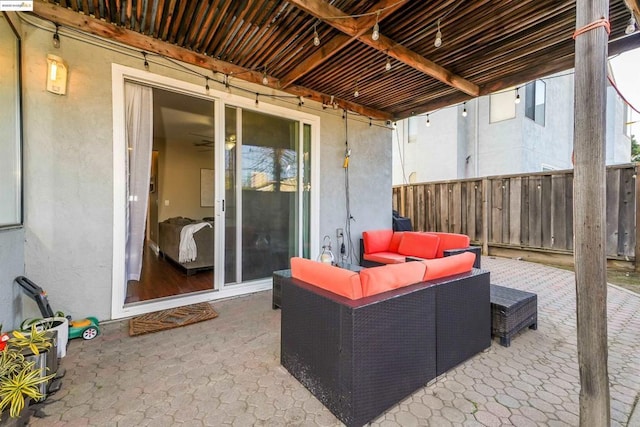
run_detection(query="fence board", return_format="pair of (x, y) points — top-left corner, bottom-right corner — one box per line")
(551, 175), (568, 249)
(618, 167), (635, 256)
(521, 177), (530, 245)
(452, 182), (462, 234)
(491, 179), (503, 243)
(566, 174), (574, 251)
(606, 168), (620, 255)
(509, 177), (522, 245)
(476, 181), (484, 242)
(528, 177), (542, 247)
(541, 175), (552, 247)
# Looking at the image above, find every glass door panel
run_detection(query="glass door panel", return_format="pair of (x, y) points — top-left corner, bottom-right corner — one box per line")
(241, 110), (299, 281)
(224, 106), (238, 284)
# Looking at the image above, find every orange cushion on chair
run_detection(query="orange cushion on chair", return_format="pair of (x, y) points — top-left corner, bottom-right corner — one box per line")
(388, 232), (405, 252)
(290, 257), (363, 300)
(359, 262), (426, 297)
(425, 232), (471, 258)
(362, 229), (394, 254)
(397, 232), (440, 259)
(363, 252), (407, 264)
(421, 252), (475, 281)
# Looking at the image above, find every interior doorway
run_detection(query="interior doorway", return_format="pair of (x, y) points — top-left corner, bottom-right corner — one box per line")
(126, 87), (216, 303)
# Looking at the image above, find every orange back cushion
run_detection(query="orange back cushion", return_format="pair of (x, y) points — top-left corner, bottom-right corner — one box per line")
(397, 232), (440, 259)
(421, 252), (475, 281)
(426, 232), (470, 258)
(362, 229), (394, 254)
(290, 257), (363, 300)
(359, 262), (426, 297)
(388, 232), (405, 252)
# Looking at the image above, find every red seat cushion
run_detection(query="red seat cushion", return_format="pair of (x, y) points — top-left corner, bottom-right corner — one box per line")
(425, 232), (471, 258)
(290, 257), (363, 300)
(360, 262), (426, 297)
(388, 232), (405, 252)
(421, 252), (475, 281)
(397, 232), (440, 259)
(362, 229), (394, 254)
(363, 252), (407, 264)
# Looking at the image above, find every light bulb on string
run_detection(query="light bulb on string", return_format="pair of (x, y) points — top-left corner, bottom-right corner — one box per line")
(313, 24), (320, 46)
(385, 57), (391, 71)
(426, 114), (431, 127)
(626, 15), (637, 34)
(515, 88), (521, 104)
(205, 77), (210, 93)
(462, 102), (468, 117)
(143, 52), (149, 70)
(372, 11), (380, 41)
(434, 19), (442, 48)
(255, 93), (259, 106)
(52, 24), (61, 48)
(354, 82), (359, 98)
(262, 70), (268, 85)
(298, 96), (304, 107)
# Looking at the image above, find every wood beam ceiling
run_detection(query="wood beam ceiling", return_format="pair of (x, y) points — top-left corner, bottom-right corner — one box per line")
(30, 0), (393, 120)
(288, 0), (480, 97)
(280, 0), (408, 89)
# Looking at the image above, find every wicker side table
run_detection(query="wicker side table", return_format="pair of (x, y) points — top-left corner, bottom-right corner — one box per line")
(490, 284), (537, 347)
(272, 269), (291, 309)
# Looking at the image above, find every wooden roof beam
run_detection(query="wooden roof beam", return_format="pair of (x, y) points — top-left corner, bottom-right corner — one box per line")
(30, 1), (393, 120)
(289, 0), (479, 97)
(280, 0), (408, 89)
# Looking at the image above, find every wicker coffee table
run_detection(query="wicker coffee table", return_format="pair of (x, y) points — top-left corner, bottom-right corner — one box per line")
(490, 284), (537, 347)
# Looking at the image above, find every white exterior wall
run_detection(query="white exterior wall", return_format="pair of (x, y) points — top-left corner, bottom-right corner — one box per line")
(19, 17), (390, 321)
(393, 72), (630, 185)
(0, 228), (24, 330)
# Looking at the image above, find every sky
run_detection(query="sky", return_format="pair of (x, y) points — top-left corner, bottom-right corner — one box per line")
(609, 47), (640, 138)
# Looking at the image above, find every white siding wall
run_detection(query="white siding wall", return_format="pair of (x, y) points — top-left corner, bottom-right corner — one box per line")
(0, 228), (24, 330)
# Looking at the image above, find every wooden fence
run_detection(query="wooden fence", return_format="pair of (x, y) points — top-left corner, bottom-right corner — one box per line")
(392, 164), (638, 268)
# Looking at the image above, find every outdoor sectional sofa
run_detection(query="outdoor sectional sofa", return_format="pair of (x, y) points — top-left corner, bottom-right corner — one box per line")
(360, 229), (481, 269)
(280, 254), (490, 427)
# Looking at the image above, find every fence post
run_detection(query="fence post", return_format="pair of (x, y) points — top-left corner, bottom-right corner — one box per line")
(482, 177), (489, 255)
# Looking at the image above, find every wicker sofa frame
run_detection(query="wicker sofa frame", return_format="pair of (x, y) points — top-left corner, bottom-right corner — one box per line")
(280, 268), (490, 427)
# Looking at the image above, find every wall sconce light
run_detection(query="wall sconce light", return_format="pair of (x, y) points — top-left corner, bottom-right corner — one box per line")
(46, 54), (67, 95)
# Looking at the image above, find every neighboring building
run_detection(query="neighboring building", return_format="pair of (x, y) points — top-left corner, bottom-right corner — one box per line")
(392, 71), (632, 184)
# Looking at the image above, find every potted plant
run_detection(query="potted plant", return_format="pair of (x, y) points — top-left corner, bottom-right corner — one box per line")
(0, 325), (55, 426)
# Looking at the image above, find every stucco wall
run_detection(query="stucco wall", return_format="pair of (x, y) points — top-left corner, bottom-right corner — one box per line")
(0, 228), (24, 330)
(20, 17), (390, 320)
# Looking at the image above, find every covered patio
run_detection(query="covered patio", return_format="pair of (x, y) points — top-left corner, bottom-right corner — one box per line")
(30, 257), (640, 426)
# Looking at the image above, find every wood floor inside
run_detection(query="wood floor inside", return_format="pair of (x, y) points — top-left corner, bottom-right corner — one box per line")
(126, 245), (213, 303)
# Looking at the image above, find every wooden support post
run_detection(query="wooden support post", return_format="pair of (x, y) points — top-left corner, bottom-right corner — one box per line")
(573, 0), (611, 425)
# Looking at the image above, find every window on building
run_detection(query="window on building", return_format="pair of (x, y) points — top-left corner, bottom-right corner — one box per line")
(525, 80), (545, 126)
(408, 117), (418, 143)
(490, 89), (516, 123)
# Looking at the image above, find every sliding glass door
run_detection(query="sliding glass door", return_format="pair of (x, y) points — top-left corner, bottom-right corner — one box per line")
(224, 107), (309, 284)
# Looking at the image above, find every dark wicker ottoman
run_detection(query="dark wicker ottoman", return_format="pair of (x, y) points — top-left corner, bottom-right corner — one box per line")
(272, 269), (291, 309)
(490, 284), (537, 347)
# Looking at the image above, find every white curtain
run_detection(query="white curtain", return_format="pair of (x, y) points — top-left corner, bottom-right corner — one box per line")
(125, 82), (153, 281)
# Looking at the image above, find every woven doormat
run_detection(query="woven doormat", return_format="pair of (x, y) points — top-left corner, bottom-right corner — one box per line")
(129, 302), (218, 336)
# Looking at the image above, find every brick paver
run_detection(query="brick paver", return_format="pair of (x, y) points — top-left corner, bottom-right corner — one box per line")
(30, 257), (640, 426)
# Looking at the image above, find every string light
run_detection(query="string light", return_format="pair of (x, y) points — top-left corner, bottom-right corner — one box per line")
(434, 19), (442, 48)
(255, 93), (259, 106)
(313, 24), (320, 46)
(205, 76), (210, 93)
(142, 52), (149, 70)
(462, 102), (468, 117)
(262, 69), (268, 85)
(426, 114), (431, 127)
(372, 11), (380, 41)
(515, 88), (521, 104)
(52, 23), (60, 48)
(298, 96), (304, 107)
(224, 74), (230, 91)
(385, 57), (392, 71)
(369, 118), (372, 127)
(354, 81), (359, 98)
(626, 15), (637, 34)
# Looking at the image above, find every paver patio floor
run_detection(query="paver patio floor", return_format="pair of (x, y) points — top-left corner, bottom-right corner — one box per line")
(30, 257), (640, 426)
